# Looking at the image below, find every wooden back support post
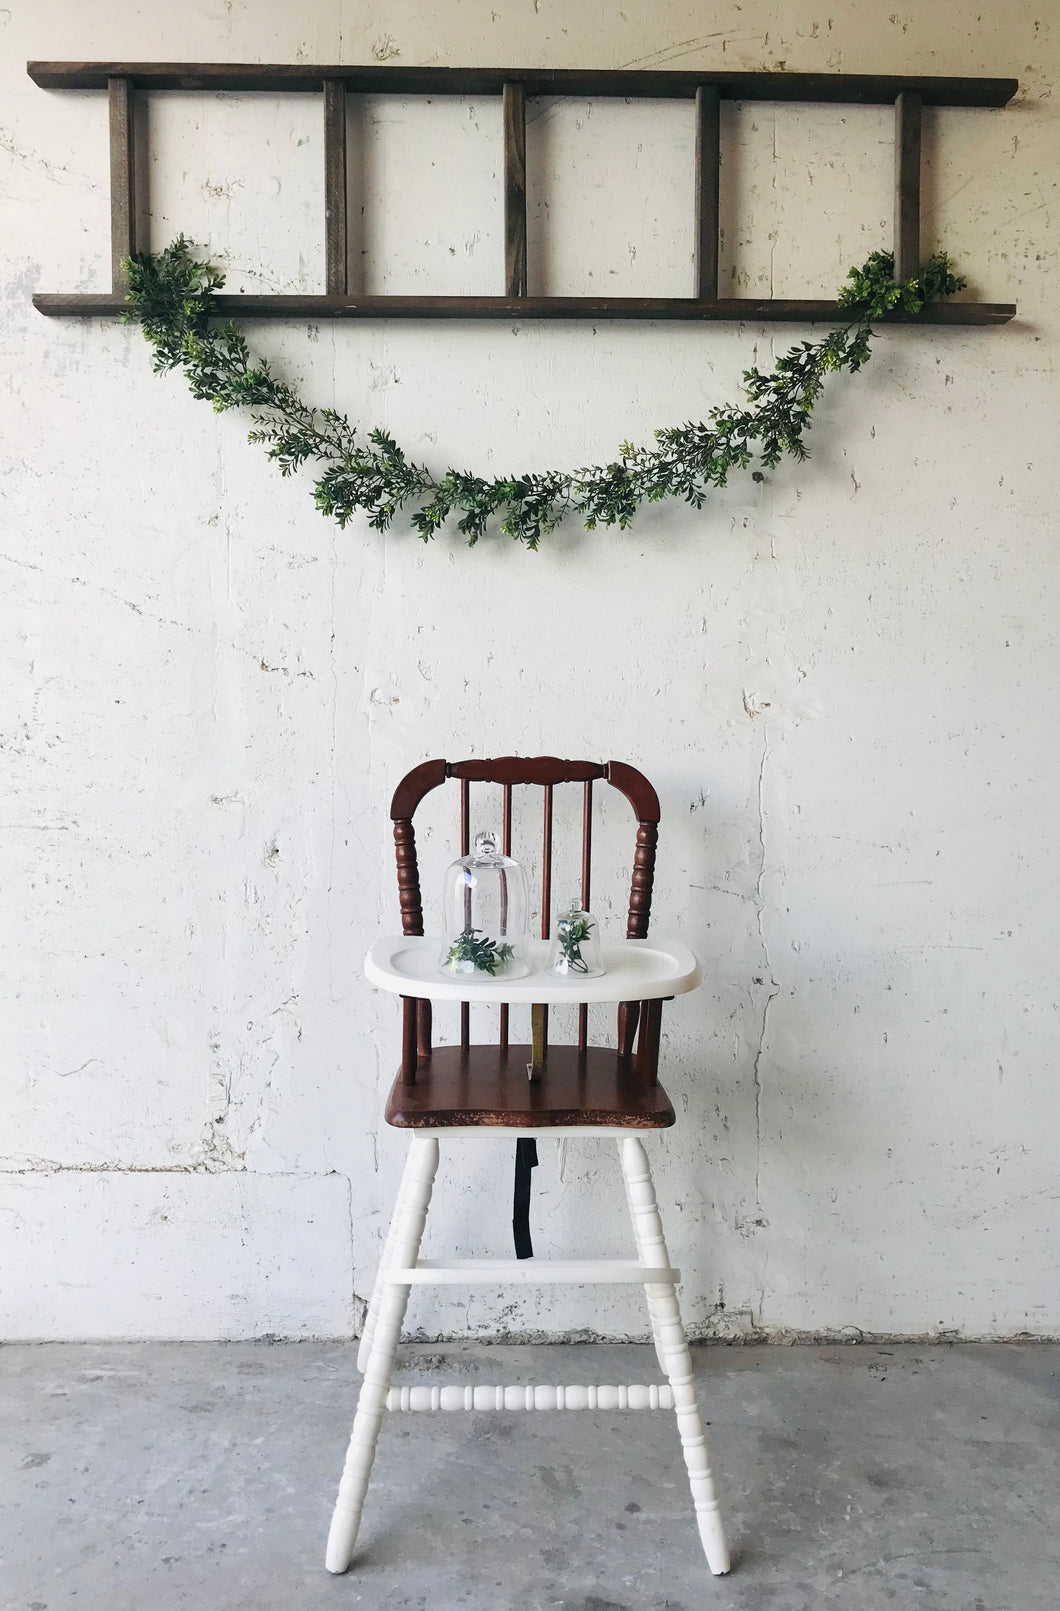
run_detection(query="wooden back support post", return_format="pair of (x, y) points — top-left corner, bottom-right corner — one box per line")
(500, 782), (514, 1051)
(606, 760), (661, 1059)
(391, 759), (446, 1082)
(389, 757), (662, 1083)
(578, 779), (593, 1050)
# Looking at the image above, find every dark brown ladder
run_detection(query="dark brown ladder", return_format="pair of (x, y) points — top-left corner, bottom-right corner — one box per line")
(28, 62), (1017, 325)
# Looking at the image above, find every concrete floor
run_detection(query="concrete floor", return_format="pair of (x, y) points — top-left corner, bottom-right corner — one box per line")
(2, 1341), (1057, 1611)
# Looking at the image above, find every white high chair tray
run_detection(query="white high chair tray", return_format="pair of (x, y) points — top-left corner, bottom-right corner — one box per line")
(365, 935), (701, 1005)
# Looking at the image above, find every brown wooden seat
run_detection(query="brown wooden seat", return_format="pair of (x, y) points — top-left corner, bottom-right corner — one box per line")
(385, 1044), (675, 1129)
(383, 755), (674, 1130)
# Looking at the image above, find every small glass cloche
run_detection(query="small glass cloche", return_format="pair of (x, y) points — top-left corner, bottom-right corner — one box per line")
(439, 831), (531, 980)
(548, 897), (605, 978)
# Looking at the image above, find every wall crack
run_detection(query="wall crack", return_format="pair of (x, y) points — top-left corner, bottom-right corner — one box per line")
(752, 728), (779, 1214)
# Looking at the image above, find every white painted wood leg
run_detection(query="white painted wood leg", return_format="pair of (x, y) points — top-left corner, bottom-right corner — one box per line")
(618, 1136), (669, 1376)
(356, 1165), (406, 1374)
(620, 1136), (730, 1576)
(325, 1134), (439, 1574)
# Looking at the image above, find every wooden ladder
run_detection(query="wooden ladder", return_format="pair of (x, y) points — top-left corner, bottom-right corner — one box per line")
(28, 61), (1017, 324)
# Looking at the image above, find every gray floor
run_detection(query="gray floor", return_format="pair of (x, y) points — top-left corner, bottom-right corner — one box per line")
(2, 1341), (1057, 1611)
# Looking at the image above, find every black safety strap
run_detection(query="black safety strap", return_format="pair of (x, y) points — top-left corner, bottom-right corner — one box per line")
(513, 1138), (539, 1259)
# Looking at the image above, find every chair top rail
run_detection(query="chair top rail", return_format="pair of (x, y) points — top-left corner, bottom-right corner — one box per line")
(390, 757), (659, 822)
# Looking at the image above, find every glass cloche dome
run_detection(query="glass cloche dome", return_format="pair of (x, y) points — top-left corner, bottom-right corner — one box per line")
(438, 831), (531, 979)
(547, 897), (605, 977)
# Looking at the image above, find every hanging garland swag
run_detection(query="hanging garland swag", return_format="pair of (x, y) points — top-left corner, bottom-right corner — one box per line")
(124, 240), (965, 550)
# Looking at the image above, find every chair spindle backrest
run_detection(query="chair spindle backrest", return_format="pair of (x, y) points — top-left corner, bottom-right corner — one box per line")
(389, 757), (661, 1057)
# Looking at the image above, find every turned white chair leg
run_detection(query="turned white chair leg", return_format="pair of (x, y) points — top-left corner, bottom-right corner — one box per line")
(620, 1136), (730, 1576)
(619, 1138), (669, 1377)
(357, 1162), (407, 1374)
(326, 1134), (439, 1574)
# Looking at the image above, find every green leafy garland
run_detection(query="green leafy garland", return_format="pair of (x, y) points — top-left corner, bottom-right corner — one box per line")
(123, 240), (964, 550)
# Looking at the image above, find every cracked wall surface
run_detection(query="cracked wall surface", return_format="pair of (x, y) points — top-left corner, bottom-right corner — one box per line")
(1, 0), (1058, 1340)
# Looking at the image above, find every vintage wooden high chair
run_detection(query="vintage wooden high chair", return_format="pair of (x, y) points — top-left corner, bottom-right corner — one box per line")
(325, 756), (730, 1577)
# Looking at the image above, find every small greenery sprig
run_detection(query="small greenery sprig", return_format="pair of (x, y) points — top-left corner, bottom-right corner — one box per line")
(556, 914), (595, 974)
(444, 927), (515, 975)
(123, 240), (965, 549)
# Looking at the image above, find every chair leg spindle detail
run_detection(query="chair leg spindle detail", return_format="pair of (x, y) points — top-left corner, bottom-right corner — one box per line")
(387, 1381), (675, 1411)
(326, 1136), (439, 1574)
(619, 1136), (731, 1576)
(620, 1137), (670, 1378)
(357, 1161), (408, 1374)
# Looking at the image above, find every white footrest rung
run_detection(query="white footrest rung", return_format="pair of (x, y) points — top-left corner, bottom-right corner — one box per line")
(387, 1382), (675, 1412)
(391, 1258), (680, 1285)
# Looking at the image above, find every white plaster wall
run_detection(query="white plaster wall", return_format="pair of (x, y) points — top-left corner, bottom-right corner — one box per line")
(1, 1), (1057, 1340)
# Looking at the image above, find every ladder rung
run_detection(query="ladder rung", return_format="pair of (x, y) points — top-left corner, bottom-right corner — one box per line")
(390, 1258), (679, 1285)
(387, 1382), (675, 1411)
